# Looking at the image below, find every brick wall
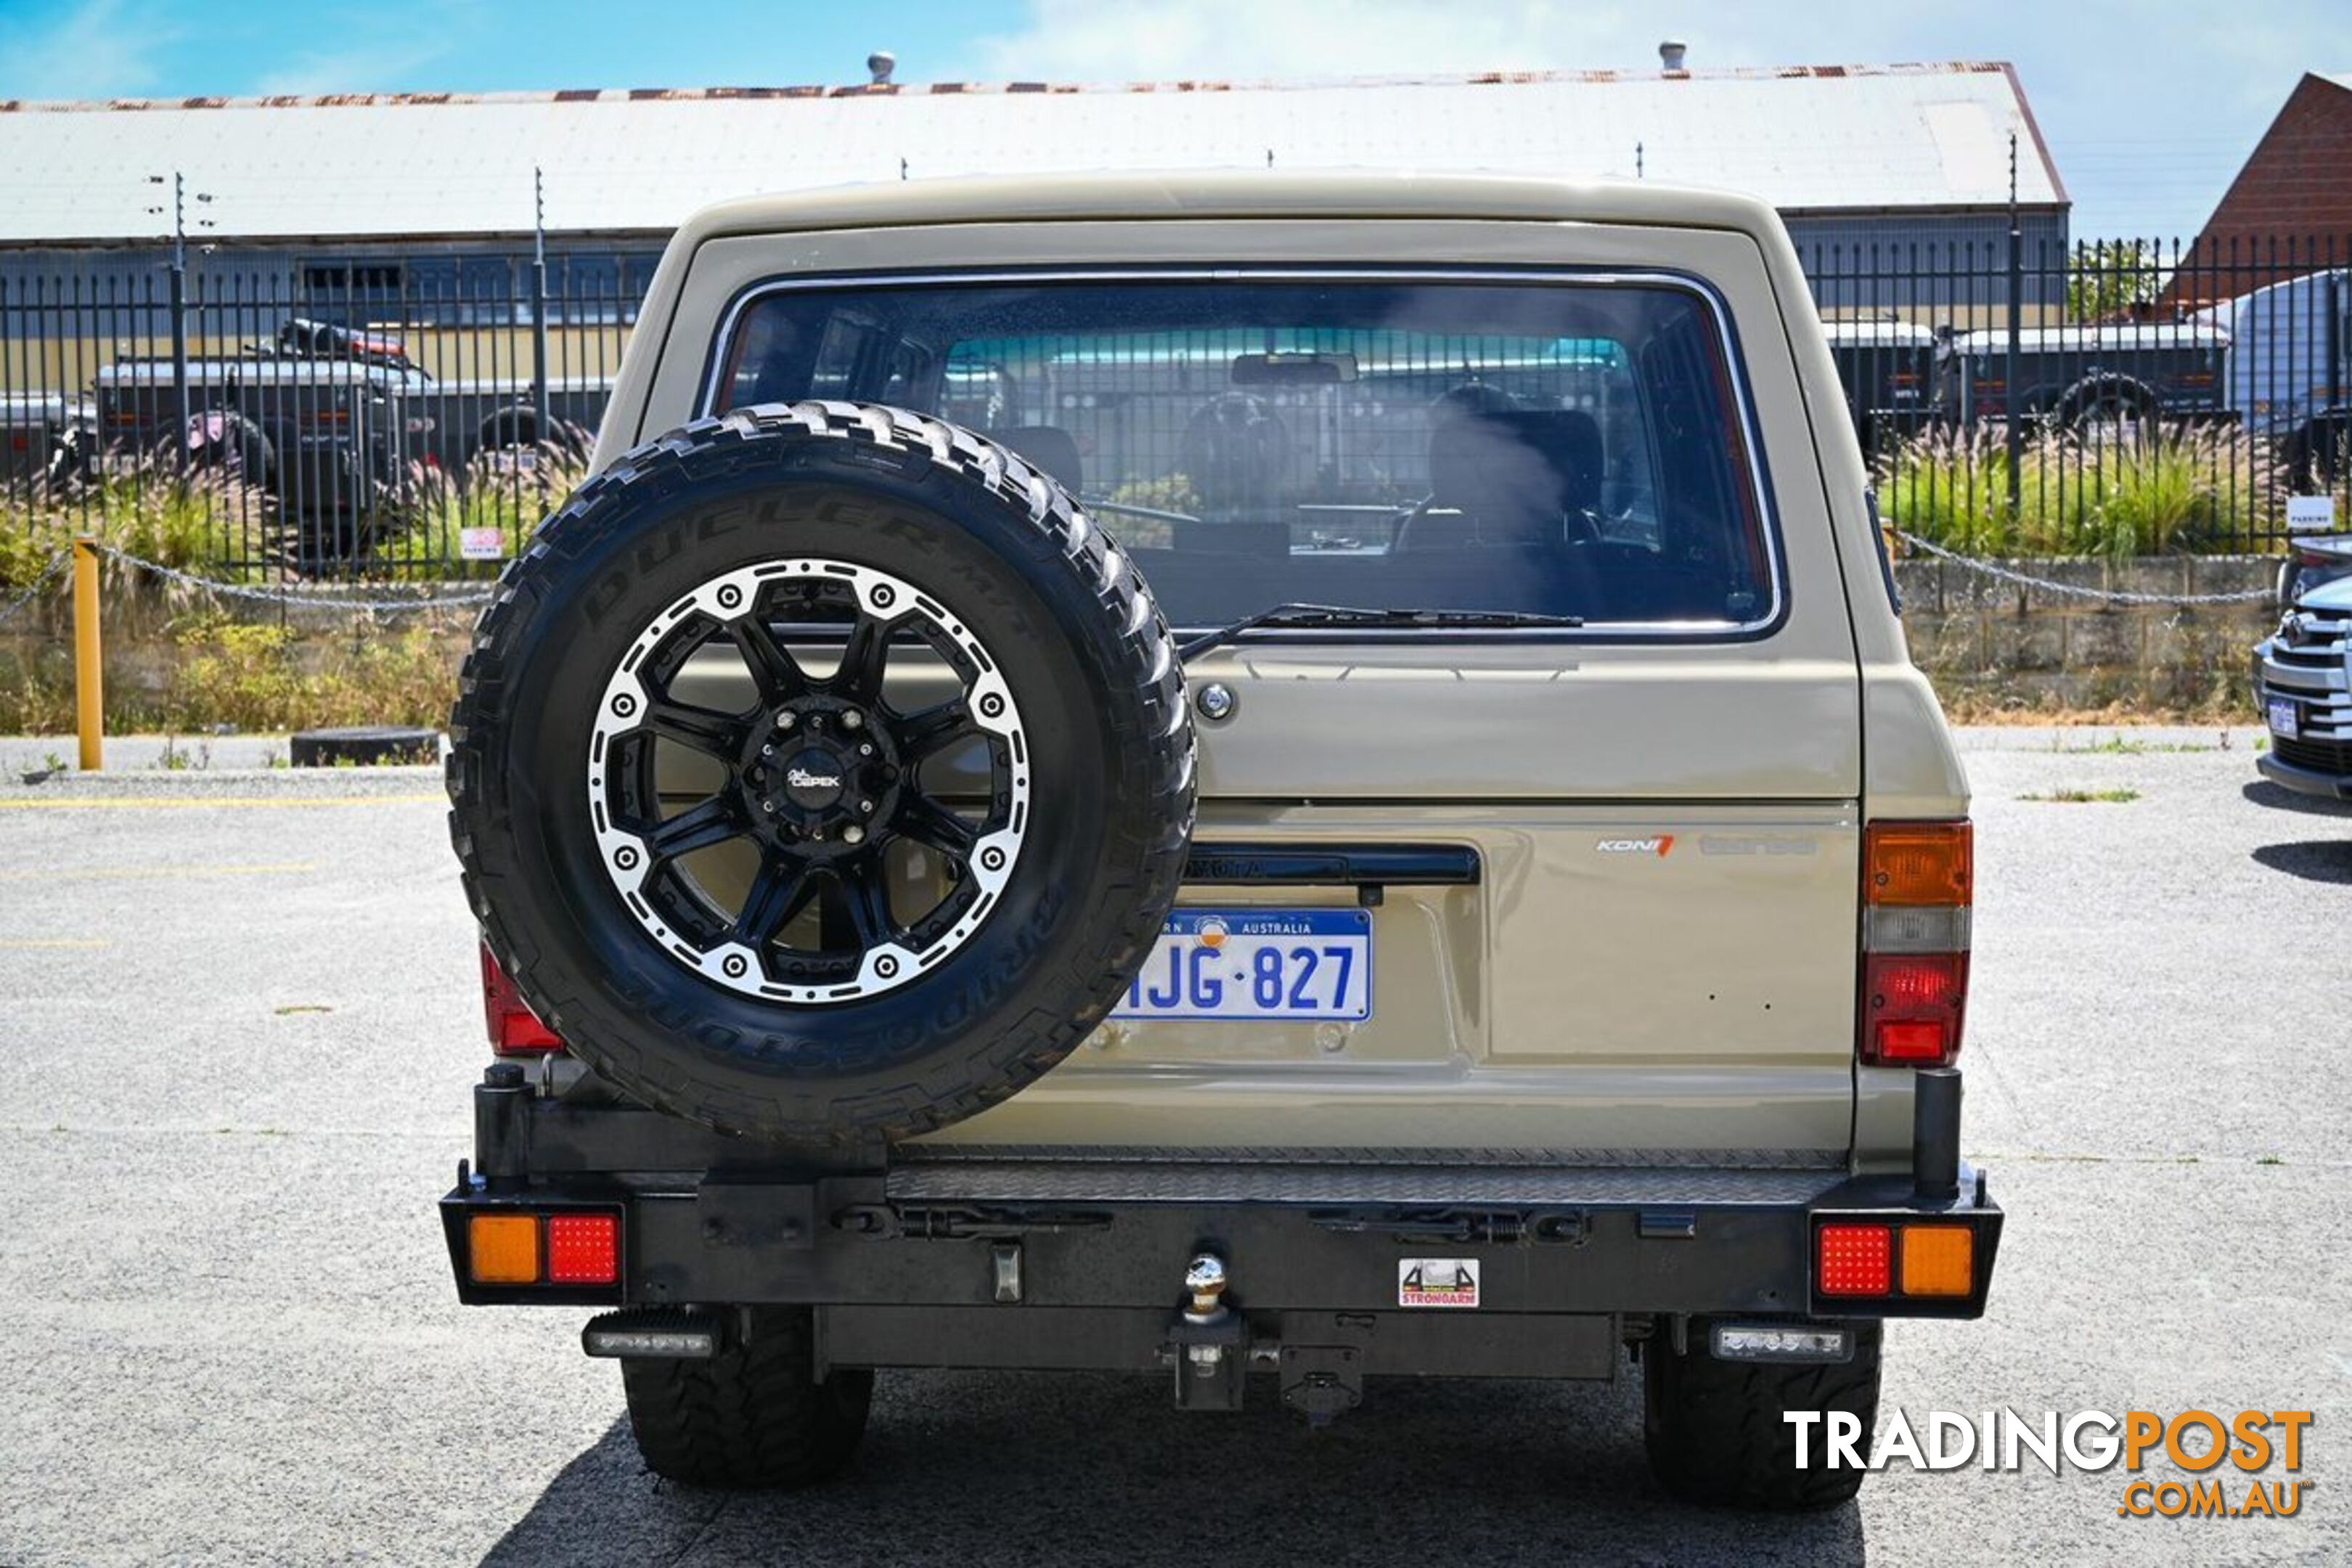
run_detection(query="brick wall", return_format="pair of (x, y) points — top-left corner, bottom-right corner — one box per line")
(2176, 74), (2352, 292)
(1894, 555), (2275, 712)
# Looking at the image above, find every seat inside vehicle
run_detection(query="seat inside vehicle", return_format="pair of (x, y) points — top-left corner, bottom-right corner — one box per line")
(1401, 408), (1603, 550)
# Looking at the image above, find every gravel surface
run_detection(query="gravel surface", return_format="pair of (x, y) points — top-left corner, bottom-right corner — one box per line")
(1, 730), (2345, 1566)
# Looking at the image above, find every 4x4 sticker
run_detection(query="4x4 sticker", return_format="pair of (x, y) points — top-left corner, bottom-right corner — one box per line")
(1398, 1258), (1481, 1308)
(1595, 836), (1674, 856)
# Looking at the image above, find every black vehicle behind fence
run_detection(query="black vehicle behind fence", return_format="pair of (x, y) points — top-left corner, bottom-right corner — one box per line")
(90, 317), (615, 506)
(93, 324), (429, 526)
(1945, 320), (2231, 437)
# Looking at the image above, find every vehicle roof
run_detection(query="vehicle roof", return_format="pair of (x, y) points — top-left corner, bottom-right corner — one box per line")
(669, 169), (1789, 250)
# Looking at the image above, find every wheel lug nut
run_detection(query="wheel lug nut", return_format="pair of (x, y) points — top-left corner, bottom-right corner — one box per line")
(857, 799), (873, 814)
(859, 743), (874, 757)
(842, 711), (863, 730)
(776, 712), (796, 731)
(761, 800), (775, 814)
(761, 743), (774, 756)
(842, 825), (866, 845)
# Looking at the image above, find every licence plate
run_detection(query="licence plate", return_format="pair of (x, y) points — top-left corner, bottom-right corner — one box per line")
(1113, 907), (1371, 1021)
(2268, 696), (2301, 739)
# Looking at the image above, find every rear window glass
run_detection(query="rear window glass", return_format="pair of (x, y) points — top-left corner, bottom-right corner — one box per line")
(714, 276), (1774, 631)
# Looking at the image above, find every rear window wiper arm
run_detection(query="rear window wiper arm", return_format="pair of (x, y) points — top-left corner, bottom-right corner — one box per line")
(1177, 602), (1583, 662)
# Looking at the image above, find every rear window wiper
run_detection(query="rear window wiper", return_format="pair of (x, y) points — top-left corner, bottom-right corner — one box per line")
(1177, 602), (1583, 661)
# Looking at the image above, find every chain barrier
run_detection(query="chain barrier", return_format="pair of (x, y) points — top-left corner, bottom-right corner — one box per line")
(1, 534), (2287, 625)
(0, 552), (69, 627)
(1893, 531), (2278, 608)
(93, 547), (499, 616)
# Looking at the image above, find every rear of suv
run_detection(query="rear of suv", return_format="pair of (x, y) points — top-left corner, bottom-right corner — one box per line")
(438, 171), (1999, 1511)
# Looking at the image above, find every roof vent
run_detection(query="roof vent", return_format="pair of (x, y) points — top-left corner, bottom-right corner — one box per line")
(1658, 39), (1688, 71)
(867, 51), (897, 86)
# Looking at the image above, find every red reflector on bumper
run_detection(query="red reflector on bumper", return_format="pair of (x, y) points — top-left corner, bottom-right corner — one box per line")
(546, 1214), (618, 1285)
(1817, 1223), (1892, 1296)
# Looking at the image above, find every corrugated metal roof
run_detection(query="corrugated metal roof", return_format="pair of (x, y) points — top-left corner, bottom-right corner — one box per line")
(0, 62), (2063, 246)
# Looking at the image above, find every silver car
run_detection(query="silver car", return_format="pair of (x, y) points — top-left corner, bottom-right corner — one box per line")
(2257, 571), (2352, 800)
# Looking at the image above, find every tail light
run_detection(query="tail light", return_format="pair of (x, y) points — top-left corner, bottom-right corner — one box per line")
(1814, 1220), (1978, 1299)
(480, 941), (562, 1055)
(1859, 821), (1971, 1067)
(465, 1209), (621, 1289)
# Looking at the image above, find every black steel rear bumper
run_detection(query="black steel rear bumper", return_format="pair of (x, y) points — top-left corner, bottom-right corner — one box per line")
(438, 1071), (2004, 1357)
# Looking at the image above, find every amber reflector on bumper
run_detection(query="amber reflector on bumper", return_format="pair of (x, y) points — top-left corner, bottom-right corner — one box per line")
(1899, 1225), (1975, 1297)
(468, 1214), (539, 1284)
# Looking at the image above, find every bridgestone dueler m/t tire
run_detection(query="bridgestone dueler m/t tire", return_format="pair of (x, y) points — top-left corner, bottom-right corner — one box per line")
(447, 402), (1194, 1143)
(1642, 1320), (1883, 1509)
(620, 1308), (872, 1488)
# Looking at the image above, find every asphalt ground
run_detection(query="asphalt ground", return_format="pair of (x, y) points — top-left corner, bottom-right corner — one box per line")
(0, 727), (2346, 1567)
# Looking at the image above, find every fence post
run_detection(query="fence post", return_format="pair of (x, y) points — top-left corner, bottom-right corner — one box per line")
(165, 172), (195, 471)
(2004, 133), (2023, 518)
(531, 166), (551, 439)
(72, 536), (102, 772)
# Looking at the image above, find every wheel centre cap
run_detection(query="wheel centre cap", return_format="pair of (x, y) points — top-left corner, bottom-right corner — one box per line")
(780, 747), (850, 810)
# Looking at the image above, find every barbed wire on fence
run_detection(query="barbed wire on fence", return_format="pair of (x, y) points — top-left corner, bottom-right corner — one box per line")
(1892, 531), (2279, 607)
(0, 552), (69, 627)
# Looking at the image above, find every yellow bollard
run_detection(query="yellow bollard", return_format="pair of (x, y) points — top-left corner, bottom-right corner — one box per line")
(73, 535), (102, 772)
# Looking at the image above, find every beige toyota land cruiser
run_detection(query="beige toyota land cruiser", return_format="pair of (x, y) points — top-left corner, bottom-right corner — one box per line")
(440, 170), (1998, 1511)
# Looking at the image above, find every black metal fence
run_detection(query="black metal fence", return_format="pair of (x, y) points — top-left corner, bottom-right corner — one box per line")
(1803, 234), (2350, 558)
(4, 234), (2348, 581)
(1, 268), (634, 579)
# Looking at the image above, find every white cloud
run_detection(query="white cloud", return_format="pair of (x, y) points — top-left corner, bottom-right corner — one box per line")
(0, 0), (174, 100)
(967, 0), (1644, 82)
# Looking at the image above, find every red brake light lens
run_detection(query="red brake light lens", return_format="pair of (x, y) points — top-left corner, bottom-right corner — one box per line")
(1861, 951), (1969, 1066)
(480, 942), (562, 1055)
(1817, 1222), (1893, 1297)
(546, 1214), (620, 1286)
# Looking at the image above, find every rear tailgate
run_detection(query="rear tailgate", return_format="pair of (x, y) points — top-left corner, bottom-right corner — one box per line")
(933, 634), (1860, 1158)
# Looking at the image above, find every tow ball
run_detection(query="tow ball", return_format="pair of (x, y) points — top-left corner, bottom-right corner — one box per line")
(1165, 1251), (1248, 1411)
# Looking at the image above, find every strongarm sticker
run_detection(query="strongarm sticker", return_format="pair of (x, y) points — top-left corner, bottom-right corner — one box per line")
(1398, 1258), (1480, 1308)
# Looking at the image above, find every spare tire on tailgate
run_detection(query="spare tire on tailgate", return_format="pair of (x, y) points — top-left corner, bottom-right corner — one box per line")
(448, 402), (1195, 1144)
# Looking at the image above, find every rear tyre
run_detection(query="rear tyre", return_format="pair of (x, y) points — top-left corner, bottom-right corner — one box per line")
(1642, 1320), (1882, 1509)
(479, 408), (539, 452)
(2062, 388), (2154, 448)
(620, 1307), (872, 1488)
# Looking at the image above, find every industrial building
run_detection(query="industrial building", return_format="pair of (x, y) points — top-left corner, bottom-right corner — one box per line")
(0, 52), (2069, 327)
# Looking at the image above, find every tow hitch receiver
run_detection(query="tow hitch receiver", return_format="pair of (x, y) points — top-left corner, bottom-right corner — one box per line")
(1165, 1253), (1248, 1410)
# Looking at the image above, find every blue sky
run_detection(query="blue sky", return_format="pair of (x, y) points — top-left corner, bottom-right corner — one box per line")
(1, 0), (2347, 238)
